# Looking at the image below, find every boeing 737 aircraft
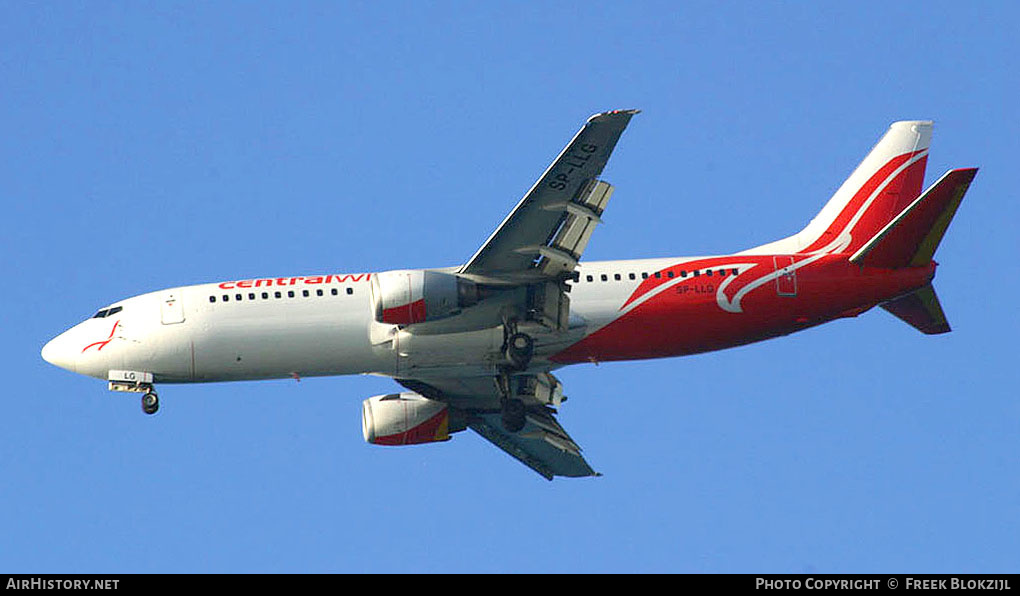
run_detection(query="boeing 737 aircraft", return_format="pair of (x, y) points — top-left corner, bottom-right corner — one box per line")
(42, 111), (976, 479)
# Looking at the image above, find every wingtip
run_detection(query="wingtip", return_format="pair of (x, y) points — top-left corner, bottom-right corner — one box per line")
(587, 109), (641, 123)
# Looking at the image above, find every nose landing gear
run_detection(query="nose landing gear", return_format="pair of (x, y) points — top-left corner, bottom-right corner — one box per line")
(141, 391), (159, 415)
(108, 370), (160, 416)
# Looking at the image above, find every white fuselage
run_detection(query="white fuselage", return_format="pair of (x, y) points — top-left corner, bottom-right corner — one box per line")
(41, 258), (682, 385)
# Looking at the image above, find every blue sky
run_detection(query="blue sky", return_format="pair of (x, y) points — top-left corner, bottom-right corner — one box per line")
(2, 2), (1017, 572)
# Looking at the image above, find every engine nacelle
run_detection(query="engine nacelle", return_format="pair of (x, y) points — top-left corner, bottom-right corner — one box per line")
(362, 392), (463, 446)
(371, 270), (478, 325)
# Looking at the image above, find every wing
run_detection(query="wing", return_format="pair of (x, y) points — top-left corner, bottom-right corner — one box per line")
(460, 109), (639, 281)
(469, 410), (596, 480)
(397, 374), (598, 481)
(379, 113), (635, 478)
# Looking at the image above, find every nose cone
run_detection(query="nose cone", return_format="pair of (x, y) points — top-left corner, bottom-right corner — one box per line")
(41, 333), (77, 373)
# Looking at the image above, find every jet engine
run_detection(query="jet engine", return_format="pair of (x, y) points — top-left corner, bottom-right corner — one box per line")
(362, 392), (465, 446)
(371, 270), (479, 325)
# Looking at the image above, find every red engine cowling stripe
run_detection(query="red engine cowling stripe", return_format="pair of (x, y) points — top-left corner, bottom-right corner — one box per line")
(372, 407), (450, 445)
(381, 299), (427, 325)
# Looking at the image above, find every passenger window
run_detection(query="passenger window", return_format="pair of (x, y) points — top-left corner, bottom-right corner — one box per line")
(346, 288), (354, 295)
(601, 274), (608, 282)
(236, 293), (243, 300)
(288, 290), (295, 298)
(614, 273), (621, 281)
(706, 270), (713, 277)
(654, 272), (661, 279)
(317, 289), (323, 296)
(642, 272), (649, 279)
(248, 293), (255, 300)
(275, 291), (282, 299)
(208, 297), (215, 303)
(586, 275), (593, 282)
(629, 273), (636, 280)
(302, 290), (310, 297)
(718, 269), (725, 277)
(732, 268), (739, 275)
(222, 295), (229, 302)
(331, 288), (338, 296)
(262, 292), (269, 299)
(681, 270), (687, 277)
(693, 270), (700, 277)
(667, 271), (675, 278)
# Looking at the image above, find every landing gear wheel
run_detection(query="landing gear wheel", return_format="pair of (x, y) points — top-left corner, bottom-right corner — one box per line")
(141, 392), (159, 415)
(501, 398), (526, 433)
(505, 332), (534, 370)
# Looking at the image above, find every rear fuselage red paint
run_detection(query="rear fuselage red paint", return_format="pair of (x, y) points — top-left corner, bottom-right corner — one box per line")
(552, 255), (935, 364)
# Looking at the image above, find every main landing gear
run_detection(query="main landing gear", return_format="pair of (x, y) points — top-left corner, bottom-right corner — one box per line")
(497, 320), (535, 432)
(501, 397), (526, 433)
(505, 332), (534, 370)
(495, 368), (528, 433)
(141, 391), (159, 415)
(502, 317), (535, 371)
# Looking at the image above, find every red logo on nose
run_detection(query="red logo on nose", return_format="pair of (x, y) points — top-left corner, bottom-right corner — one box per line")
(82, 320), (120, 353)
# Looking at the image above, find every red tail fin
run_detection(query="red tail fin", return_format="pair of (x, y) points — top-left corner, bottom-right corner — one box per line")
(743, 121), (932, 256)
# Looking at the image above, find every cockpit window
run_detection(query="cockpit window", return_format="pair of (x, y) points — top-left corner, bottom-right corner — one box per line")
(107, 306), (123, 316)
(91, 306), (123, 319)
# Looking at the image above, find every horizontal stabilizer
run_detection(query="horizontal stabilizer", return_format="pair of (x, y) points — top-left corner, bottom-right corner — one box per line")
(881, 284), (950, 335)
(850, 168), (977, 268)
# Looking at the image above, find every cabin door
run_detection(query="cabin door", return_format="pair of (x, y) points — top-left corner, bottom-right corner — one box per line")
(160, 291), (186, 324)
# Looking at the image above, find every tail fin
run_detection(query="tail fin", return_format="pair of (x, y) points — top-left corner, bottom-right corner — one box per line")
(849, 168), (977, 268)
(881, 284), (951, 335)
(799, 121), (932, 254)
(743, 121), (934, 256)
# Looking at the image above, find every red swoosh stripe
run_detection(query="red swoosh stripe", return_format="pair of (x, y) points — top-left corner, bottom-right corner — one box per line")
(81, 320), (119, 353)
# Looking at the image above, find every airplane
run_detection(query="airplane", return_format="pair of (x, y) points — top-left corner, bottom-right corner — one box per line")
(41, 111), (976, 480)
